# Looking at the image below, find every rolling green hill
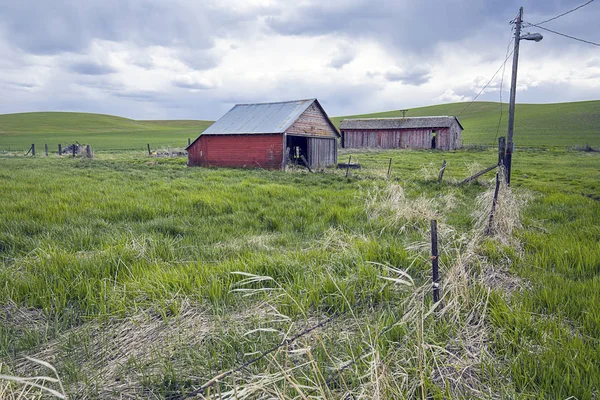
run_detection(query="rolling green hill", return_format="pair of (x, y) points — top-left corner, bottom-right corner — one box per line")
(333, 100), (600, 148)
(1, 101), (599, 151)
(0, 112), (212, 151)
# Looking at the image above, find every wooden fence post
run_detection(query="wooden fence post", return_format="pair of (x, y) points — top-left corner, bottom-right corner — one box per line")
(387, 158), (392, 179)
(45, 144), (48, 156)
(86, 145), (92, 158)
(438, 160), (447, 184)
(345, 155), (352, 178)
(485, 172), (502, 235)
(431, 220), (440, 303)
(498, 137), (506, 166)
(147, 143), (151, 155)
(58, 144), (62, 155)
(72, 144), (76, 157)
(31, 144), (35, 156)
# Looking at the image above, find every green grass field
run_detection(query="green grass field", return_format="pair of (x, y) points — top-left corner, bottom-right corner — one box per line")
(0, 112), (212, 151)
(1, 101), (599, 398)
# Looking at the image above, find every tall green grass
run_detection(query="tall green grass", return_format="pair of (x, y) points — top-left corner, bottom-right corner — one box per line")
(1, 148), (599, 398)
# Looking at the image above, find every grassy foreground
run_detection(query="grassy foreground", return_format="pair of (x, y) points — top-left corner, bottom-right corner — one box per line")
(1, 148), (599, 398)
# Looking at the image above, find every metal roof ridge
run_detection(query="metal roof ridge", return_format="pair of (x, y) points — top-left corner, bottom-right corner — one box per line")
(234, 98), (316, 107)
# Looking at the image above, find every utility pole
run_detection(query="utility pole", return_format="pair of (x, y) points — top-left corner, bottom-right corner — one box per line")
(504, 7), (542, 185)
(504, 7), (523, 186)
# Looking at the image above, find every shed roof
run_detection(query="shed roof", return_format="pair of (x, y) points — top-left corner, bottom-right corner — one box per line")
(340, 116), (464, 131)
(201, 98), (328, 135)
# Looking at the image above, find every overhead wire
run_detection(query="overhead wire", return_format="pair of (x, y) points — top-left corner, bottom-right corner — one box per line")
(457, 47), (514, 118)
(533, 0), (595, 25)
(494, 25), (515, 142)
(524, 22), (600, 47)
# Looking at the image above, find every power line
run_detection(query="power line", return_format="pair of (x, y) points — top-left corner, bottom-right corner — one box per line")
(495, 28), (515, 142)
(457, 48), (515, 117)
(534, 0), (595, 25)
(527, 22), (600, 47)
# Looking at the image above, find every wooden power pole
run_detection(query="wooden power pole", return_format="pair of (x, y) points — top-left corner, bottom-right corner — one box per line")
(504, 7), (523, 186)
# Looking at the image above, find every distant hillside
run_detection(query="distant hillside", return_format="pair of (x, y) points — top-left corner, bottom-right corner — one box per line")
(332, 100), (600, 148)
(0, 112), (212, 151)
(1, 101), (598, 151)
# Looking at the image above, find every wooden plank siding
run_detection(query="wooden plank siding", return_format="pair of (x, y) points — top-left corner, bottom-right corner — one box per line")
(286, 103), (338, 138)
(307, 137), (337, 168)
(187, 134), (283, 169)
(342, 127), (460, 150)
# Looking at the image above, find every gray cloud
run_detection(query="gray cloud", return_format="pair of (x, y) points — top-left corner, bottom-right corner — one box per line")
(383, 66), (432, 86)
(69, 61), (116, 75)
(172, 78), (215, 90)
(0, 0), (266, 55)
(0, 0), (598, 120)
(329, 45), (355, 69)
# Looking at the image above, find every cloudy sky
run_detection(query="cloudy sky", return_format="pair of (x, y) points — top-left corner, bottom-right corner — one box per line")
(0, 0), (599, 120)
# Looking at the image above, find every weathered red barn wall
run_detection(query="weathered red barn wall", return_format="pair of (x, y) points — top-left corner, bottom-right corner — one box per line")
(286, 103), (337, 137)
(187, 134), (283, 169)
(342, 126), (460, 150)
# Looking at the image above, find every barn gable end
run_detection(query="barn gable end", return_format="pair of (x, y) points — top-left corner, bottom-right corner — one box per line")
(286, 102), (340, 138)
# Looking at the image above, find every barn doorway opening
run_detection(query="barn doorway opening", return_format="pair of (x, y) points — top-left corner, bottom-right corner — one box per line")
(431, 130), (437, 149)
(286, 135), (309, 167)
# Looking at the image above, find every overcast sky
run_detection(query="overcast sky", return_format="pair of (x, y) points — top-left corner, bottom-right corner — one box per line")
(0, 0), (599, 120)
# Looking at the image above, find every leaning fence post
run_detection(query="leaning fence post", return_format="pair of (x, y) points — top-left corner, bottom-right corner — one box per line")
(498, 137), (506, 166)
(345, 155), (352, 178)
(431, 220), (440, 303)
(387, 158), (392, 179)
(31, 144), (35, 156)
(438, 160), (447, 184)
(485, 172), (502, 235)
(147, 143), (151, 155)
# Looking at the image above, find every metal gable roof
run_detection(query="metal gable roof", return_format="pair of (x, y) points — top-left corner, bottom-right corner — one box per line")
(340, 116), (464, 130)
(201, 99), (316, 135)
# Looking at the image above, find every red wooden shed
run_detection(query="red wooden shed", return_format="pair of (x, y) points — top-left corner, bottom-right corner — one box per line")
(187, 99), (339, 169)
(340, 116), (463, 150)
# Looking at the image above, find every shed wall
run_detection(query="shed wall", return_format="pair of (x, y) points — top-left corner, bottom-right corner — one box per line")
(307, 137), (337, 168)
(286, 103), (338, 137)
(342, 126), (462, 150)
(187, 134), (284, 169)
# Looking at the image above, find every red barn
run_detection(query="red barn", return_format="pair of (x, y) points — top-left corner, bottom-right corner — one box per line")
(340, 116), (463, 150)
(187, 99), (339, 169)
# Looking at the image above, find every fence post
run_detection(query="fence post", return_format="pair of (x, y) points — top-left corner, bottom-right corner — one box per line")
(431, 220), (440, 303)
(387, 158), (392, 178)
(345, 155), (352, 178)
(58, 144), (62, 155)
(45, 144), (48, 156)
(86, 145), (92, 158)
(498, 137), (506, 166)
(31, 144), (35, 156)
(72, 144), (76, 157)
(438, 160), (447, 184)
(147, 143), (151, 155)
(188, 138), (191, 146)
(485, 172), (501, 235)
